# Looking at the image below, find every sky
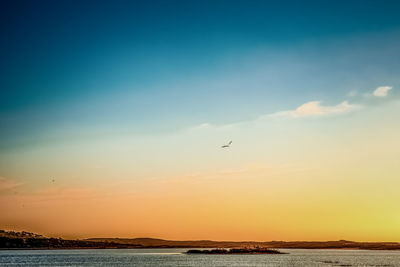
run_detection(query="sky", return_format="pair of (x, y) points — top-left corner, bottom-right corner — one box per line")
(1, 0), (400, 241)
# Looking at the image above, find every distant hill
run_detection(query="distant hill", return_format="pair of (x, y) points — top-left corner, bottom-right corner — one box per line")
(0, 230), (45, 239)
(0, 230), (141, 249)
(1, 230), (400, 250)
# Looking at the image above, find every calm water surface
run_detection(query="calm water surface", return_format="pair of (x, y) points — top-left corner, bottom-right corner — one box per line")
(1, 248), (400, 266)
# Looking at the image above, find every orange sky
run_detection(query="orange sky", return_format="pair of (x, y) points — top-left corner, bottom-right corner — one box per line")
(1, 106), (400, 242)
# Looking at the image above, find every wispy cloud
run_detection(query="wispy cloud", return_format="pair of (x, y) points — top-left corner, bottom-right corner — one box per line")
(190, 86), (396, 130)
(347, 90), (358, 97)
(0, 177), (23, 191)
(373, 86), (392, 97)
(189, 99), (361, 131)
(163, 163), (315, 185)
(270, 101), (360, 118)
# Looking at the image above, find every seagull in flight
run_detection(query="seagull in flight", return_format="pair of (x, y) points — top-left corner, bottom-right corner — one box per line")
(221, 141), (232, 148)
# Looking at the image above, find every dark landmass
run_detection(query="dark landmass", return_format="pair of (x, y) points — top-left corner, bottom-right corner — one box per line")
(2, 230), (400, 250)
(186, 248), (284, 254)
(86, 237), (400, 250)
(0, 230), (141, 249)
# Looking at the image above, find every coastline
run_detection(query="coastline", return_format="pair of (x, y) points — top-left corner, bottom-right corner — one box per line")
(2, 231), (400, 251)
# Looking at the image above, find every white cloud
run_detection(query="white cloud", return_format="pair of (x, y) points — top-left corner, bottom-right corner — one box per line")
(189, 99), (362, 131)
(373, 86), (392, 97)
(271, 101), (360, 118)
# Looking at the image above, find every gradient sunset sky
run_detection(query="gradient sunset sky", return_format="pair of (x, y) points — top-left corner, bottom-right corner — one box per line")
(1, 0), (400, 241)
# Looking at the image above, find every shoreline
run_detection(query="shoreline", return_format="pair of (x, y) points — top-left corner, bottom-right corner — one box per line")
(1, 247), (400, 251)
(2, 231), (400, 251)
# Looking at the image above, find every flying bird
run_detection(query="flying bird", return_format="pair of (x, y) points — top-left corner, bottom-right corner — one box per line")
(221, 141), (232, 148)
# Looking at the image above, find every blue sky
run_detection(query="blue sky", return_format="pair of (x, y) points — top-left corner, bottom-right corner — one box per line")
(1, 0), (400, 148)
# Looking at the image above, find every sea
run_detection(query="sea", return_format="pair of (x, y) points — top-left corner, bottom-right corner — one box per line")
(1, 248), (400, 266)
